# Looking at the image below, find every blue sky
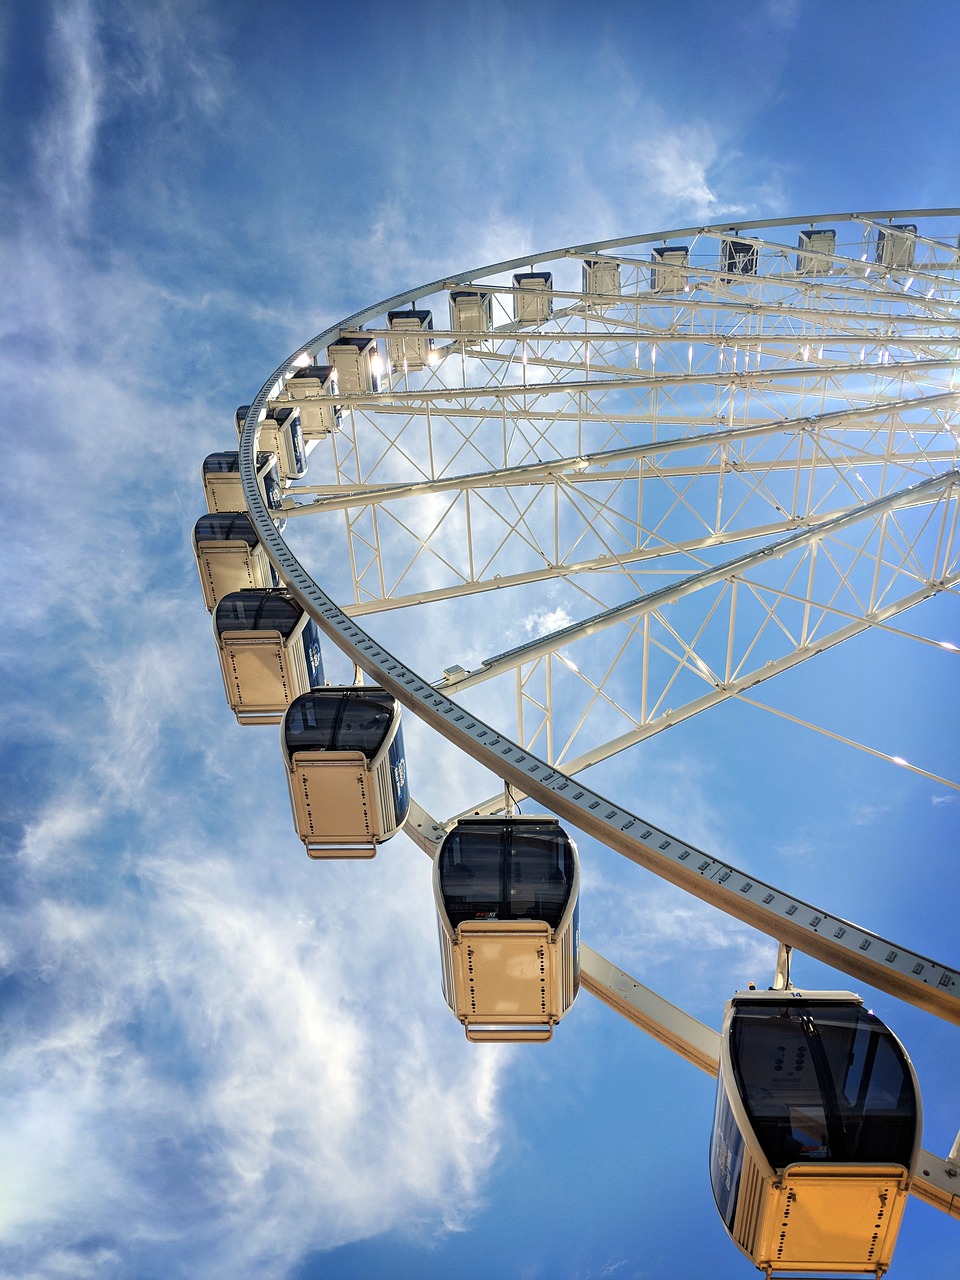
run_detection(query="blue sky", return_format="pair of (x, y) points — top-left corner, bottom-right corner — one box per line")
(2, 2), (959, 1278)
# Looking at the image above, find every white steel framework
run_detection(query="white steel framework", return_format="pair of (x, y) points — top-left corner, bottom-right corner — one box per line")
(272, 216), (960, 801)
(236, 210), (960, 1211)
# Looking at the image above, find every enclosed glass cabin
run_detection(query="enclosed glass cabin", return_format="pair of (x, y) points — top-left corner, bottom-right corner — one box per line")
(280, 364), (341, 438)
(193, 512), (277, 611)
(582, 257), (621, 300)
(201, 451), (284, 522)
(328, 334), (382, 395)
(235, 404), (306, 481)
(512, 271), (553, 323)
(796, 229), (837, 274)
(433, 817), (580, 1042)
(722, 238), (759, 280)
(281, 688), (409, 858)
(876, 224), (918, 270)
(710, 989), (921, 1277)
(449, 289), (493, 334)
(650, 244), (689, 293)
(386, 308), (434, 372)
(213, 589), (324, 724)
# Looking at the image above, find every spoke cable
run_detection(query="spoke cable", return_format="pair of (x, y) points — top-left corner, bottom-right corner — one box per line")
(735, 692), (960, 791)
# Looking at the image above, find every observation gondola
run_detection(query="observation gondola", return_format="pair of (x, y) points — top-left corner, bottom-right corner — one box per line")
(327, 333), (382, 394)
(213, 589), (324, 724)
(710, 988), (921, 1277)
(193, 512), (277, 611)
(722, 237), (759, 279)
(235, 405), (307, 481)
(796, 228), (837, 274)
(201, 450), (285, 521)
(281, 688), (409, 858)
(582, 257), (620, 299)
(280, 364), (341, 438)
(386, 308), (434, 371)
(650, 243), (689, 292)
(433, 817), (580, 1042)
(876, 224), (917, 270)
(449, 288), (492, 333)
(512, 271), (553, 323)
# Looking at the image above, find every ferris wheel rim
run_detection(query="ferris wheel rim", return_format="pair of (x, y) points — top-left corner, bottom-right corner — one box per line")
(237, 210), (960, 1023)
(240, 207), (960, 385)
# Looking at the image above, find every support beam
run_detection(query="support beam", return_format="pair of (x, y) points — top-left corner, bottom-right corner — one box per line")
(580, 946), (960, 1220)
(579, 945), (720, 1075)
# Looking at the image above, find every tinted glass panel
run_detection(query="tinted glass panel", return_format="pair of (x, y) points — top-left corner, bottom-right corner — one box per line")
(333, 692), (392, 750)
(216, 591), (300, 637)
(285, 690), (395, 755)
(710, 1081), (745, 1230)
(332, 336), (374, 353)
(388, 308), (432, 326)
(290, 364), (333, 384)
(286, 694), (340, 747)
(730, 1002), (917, 1170)
(194, 513), (258, 546)
(441, 828), (502, 922)
(203, 452), (241, 473)
(203, 451), (276, 475)
(288, 413), (305, 470)
(438, 821), (575, 928)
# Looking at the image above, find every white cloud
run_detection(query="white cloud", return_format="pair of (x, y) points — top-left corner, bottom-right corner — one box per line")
(632, 124), (739, 224)
(583, 852), (773, 1001)
(33, 0), (102, 230)
(851, 801), (891, 826)
(523, 606), (574, 639)
(16, 804), (101, 871)
(761, 0), (803, 35)
(0, 802), (508, 1276)
(1, 46), (514, 1266)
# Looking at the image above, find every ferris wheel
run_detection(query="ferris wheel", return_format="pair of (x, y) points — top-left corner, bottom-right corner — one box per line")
(203, 209), (960, 1269)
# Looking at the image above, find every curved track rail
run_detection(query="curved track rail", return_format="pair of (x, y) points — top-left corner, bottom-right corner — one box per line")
(239, 211), (960, 1025)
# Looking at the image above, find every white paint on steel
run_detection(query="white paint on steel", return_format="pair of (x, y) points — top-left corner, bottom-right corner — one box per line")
(238, 210), (960, 1024)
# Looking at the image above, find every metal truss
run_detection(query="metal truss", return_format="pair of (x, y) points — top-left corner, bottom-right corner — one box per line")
(276, 213), (959, 787)
(235, 212), (960, 1249)
(400, 802), (960, 1221)
(240, 210), (960, 1067)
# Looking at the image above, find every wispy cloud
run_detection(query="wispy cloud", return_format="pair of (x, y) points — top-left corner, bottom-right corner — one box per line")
(632, 124), (742, 224)
(761, 0), (803, 35)
(851, 801), (891, 825)
(2, 13), (515, 1268)
(1, 796), (507, 1276)
(523, 606), (574, 638)
(32, 0), (102, 231)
